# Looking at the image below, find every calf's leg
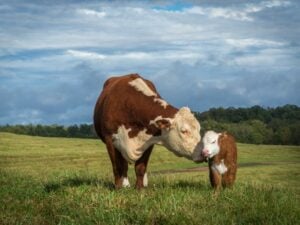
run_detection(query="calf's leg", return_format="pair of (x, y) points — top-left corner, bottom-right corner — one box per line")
(209, 166), (222, 191)
(222, 166), (236, 188)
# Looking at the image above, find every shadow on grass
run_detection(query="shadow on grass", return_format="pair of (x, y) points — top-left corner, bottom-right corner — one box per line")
(44, 176), (114, 192)
(44, 177), (209, 192)
(172, 180), (209, 189)
(151, 179), (209, 191)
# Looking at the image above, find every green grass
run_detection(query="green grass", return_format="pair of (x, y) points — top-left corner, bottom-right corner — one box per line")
(0, 132), (299, 225)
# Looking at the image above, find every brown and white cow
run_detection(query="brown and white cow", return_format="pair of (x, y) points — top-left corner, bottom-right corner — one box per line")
(94, 74), (203, 189)
(201, 131), (237, 190)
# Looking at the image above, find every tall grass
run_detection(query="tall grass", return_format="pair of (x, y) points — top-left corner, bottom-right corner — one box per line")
(0, 132), (299, 225)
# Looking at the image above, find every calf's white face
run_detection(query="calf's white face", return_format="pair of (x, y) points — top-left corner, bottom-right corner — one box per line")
(202, 130), (220, 158)
(160, 107), (201, 159)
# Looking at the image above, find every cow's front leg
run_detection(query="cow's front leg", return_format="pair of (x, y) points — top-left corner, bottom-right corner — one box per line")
(120, 156), (130, 188)
(134, 145), (153, 189)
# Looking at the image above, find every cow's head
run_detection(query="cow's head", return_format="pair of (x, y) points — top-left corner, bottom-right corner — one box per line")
(152, 107), (201, 159)
(201, 130), (220, 158)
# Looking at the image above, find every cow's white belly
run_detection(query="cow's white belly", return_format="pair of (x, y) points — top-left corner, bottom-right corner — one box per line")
(112, 125), (157, 163)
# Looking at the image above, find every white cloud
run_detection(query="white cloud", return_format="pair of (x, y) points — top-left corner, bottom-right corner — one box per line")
(77, 9), (107, 18)
(185, 0), (291, 21)
(184, 6), (253, 21)
(66, 50), (106, 60)
(262, 0), (291, 8)
(225, 38), (286, 48)
(0, 1), (291, 53)
(0, 53), (75, 72)
(245, 0), (291, 13)
(232, 48), (297, 71)
(65, 49), (204, 65)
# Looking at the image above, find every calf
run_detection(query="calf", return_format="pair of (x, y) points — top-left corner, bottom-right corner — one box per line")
(94, 74), (202, 189)
(201, 131), (237, 190)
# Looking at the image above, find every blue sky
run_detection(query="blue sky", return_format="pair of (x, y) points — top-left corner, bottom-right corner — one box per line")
(0, 0), (299, 124)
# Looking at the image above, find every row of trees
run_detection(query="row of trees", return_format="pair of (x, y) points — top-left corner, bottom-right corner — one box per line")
(199, 119), (299, 145)
(194, 105), (300, 145)
(0, 124), (96, 139)
(195, 104), (300, 123)
(0, 105), (299, 145)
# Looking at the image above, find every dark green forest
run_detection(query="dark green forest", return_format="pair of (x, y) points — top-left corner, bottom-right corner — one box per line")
(194, 104), (300, 145)
(0, 105), (299, 145)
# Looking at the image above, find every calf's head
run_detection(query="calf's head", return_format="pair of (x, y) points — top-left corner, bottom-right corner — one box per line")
(201, 130), (221, 158)
(153, 107), (201, 159)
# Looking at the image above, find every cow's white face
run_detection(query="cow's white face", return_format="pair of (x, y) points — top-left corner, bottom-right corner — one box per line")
(160, 107), (201, 159)
(202, 130), (220, 158)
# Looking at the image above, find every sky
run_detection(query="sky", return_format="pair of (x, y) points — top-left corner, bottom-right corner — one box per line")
(0, 0), (299, 125)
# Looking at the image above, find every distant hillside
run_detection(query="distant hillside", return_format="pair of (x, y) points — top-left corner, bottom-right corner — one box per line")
(0, 105), (299, 145)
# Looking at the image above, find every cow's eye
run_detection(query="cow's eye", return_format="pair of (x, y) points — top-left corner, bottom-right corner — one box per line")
(180, 128), (188, 134)
(212, 140), (216, 144)
(181, 129), (189, 135)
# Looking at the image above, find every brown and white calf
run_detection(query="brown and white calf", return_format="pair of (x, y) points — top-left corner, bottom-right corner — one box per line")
(94, 74), (202, 189)
(201, 131), (237, 190)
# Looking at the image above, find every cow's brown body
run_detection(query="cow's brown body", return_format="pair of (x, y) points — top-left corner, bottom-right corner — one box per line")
(208, 133), (237, 190)
(94, 74), (178, 141)
(94, 74), (201, 189)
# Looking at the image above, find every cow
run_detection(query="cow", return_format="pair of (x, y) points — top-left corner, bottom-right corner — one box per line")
(201, 131), (237, 190)
(94, 74), (203, 189)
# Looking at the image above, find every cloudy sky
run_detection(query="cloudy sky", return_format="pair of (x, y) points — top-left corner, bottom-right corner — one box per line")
(0, 0), (299, 125)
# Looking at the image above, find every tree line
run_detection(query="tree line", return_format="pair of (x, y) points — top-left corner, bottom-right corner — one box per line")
(0, 124), (97, 139)
(194, 104), (300, 145)
(0, 104), (299, 145)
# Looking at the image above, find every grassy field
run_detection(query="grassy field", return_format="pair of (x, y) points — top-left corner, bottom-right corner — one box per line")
(0, 132), (299, 225)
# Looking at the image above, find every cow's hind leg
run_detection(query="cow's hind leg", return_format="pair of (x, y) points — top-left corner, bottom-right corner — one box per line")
(135, 145), (153, 189)
(105, 137), (128, 189)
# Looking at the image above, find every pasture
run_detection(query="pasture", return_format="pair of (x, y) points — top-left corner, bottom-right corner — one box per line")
(0, 132), (299, 225)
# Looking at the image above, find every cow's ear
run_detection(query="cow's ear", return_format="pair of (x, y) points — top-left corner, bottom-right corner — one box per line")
(154, 119), (172, 130)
